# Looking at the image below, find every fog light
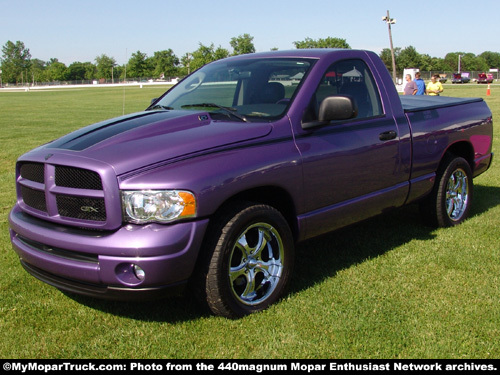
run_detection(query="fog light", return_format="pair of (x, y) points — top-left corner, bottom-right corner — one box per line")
(133, 265), (146, 281)
(115, 263), (146, 285)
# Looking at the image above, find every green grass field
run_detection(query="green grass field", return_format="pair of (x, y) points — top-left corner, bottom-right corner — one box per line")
(0, 84), (499, 359)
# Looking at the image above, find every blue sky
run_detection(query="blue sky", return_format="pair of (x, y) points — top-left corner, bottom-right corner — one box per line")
(1, 0), (498, 65)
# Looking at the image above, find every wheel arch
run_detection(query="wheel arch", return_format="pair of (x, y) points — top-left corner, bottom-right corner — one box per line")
(214, 186), (299, 242)
(443, 141), (475, 172)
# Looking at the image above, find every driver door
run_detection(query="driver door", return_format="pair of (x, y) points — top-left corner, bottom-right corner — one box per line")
(297, 58), (409, 238)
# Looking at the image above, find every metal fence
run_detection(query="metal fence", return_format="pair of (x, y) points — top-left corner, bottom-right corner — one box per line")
(2, 72), (498, 89)
(1, 77), (180, 88)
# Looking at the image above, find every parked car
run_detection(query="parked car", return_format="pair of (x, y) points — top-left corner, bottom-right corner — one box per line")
(9, 49), (494, 318)
(477, 73), (493, 84)
(452, 73), (470, 84)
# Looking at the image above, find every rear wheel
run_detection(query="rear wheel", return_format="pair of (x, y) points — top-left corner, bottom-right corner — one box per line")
(196, 202), (294, 318)
(420, 155), (473, 227)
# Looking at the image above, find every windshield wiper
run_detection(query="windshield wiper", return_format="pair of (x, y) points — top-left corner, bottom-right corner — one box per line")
(148, 104), (174, 111)
(181, 103), (248, 122)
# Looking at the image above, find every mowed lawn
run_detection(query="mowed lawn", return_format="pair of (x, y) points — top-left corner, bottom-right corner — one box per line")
(0, 84), (499, 359)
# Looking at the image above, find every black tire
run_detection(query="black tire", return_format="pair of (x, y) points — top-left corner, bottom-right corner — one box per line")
(196, 202), (294, 318)
(420, 154), (473, 227)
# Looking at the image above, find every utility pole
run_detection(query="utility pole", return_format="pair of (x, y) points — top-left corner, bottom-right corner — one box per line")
(382, 10), (397, 84)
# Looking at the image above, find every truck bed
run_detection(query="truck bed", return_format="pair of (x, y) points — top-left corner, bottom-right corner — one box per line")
(400, 96), (484, 112)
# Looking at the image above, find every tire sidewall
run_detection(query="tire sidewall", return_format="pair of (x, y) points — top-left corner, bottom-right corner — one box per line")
(208, 203), (294, 318)
(436, 157), (473, 227)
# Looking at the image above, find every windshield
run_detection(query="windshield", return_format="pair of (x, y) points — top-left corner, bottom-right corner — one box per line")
(152, 58), (314, 121)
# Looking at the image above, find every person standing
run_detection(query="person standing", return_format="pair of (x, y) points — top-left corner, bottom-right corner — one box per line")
(427, 74), (444, 96)
(414, 72), (426, 95)
(403, 74), (418, 95)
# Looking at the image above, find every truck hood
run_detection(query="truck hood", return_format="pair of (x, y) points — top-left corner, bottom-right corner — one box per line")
(39, 110), (272, 175)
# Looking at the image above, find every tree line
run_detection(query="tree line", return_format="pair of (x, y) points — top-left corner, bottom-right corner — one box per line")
(0, 34), (257, 85)
(1, 35), (499, 85)
(379, 46), (500, 74)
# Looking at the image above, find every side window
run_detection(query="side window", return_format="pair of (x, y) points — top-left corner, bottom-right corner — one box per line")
(308, 59), (383, 121)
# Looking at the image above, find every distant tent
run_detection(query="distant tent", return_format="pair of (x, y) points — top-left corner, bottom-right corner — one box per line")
(344, 67), (362, 77)
(291, 72), (304, 80)
(344, 67), (363, 81)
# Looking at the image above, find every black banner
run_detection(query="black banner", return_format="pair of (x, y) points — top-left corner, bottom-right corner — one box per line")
(2, 359), (498, 374)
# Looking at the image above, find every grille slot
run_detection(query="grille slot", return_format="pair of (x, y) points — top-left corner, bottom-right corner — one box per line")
(56, 194), (106, 221)
(20, 163), (45, 183)
(55, 166), (103, 190)
(20, 185), (47, 212)
(18, 235), (98, 263)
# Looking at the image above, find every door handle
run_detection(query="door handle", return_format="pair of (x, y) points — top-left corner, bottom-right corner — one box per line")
(379, 130), (397, 141)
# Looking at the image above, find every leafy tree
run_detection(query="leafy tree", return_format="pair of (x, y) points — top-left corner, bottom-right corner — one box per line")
(113, 65), (125, 81)
(1, 40), (31, 84)
(29, 58), (46, 83)
(151, 49), (179, 79)
(67, 62), (92, 81)
(84, 62), (97, 80)
(127, 50), (152, 79)
(379, 47), (401, 73)
(44, 58), (68, 82)
(214, 46), (230, 61)
(190, 44), (212, 72)
(479, 51), (500, 69)
(443, 52), (488, 72)
(190, 43), (229, 71)
(180, 53), (192, 75)
(417, 54), (433, 71)
(230, 34), (255, 55)
(411, 54), (443, 72)
(293, 37), (351, 49)
(430, 57), (448, 72)
(463, 53), (488, 72)
(95, 54), (116, 79)
(398, 46), (421, 70)
(443, 52), (462, 71)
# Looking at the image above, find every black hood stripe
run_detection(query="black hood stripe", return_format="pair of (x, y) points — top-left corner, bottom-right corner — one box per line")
(48, 111), (187, 151)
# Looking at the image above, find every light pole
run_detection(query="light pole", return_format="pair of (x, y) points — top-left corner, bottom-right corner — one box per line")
(458, 54), (462, 73)
(382, 10), (397, 84)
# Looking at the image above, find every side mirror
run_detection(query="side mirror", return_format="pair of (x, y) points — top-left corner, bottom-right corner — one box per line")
(150, 98), (158, 105)
(302, 96), (358, 130)
(318, 96), (358, 122)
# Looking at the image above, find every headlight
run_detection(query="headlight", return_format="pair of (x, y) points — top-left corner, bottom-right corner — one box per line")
(122, 190), (196, 224)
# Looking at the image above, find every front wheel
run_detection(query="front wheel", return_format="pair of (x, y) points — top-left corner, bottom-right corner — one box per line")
(197, 202), (294, 318)
(420, 155), (473, 227)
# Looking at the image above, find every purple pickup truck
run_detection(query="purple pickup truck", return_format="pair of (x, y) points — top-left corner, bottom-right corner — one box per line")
(9, 49), (493, 318)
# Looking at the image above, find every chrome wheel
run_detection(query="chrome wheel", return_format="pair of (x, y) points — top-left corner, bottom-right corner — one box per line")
(419, 155), (473, 228)
(199, 202), (294, 318)
(446, 168), (469, 221)
(229, 223), (284, 305)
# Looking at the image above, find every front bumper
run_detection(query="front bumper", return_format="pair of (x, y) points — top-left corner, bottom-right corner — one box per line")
(9, 205), (209, 300)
